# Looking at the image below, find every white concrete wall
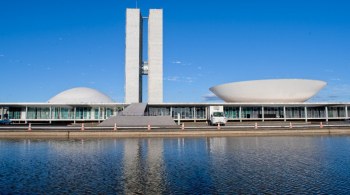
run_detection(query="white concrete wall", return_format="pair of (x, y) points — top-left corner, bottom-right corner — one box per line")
(148, 9), (163, 103)
(125, 9), (142, 103)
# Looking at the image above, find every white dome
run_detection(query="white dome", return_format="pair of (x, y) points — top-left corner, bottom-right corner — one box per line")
(210, 79), (327, 103)
(48, 87), (114, 104)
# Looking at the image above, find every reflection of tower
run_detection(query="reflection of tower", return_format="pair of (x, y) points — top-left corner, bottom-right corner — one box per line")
(122, 139), (165, 194)
(145, 139), (164, 193)
(125, 8), (163, 104)
(123, 139), (143, 194)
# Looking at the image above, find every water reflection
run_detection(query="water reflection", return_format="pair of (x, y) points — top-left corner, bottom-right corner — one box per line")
(1, 136), (350, 194)
(122, 138), (165, 194)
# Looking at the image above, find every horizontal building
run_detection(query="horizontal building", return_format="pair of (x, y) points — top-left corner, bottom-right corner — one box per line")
(1, 102), (349, 124)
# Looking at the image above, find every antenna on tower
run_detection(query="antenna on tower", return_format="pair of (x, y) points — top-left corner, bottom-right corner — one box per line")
(135, 0), (138, 8)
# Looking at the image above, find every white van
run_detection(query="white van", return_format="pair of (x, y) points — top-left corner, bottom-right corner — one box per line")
(208, 106), (227, 126)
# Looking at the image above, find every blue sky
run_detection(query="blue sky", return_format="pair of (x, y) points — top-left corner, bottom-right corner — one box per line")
(1, 0), (350, 103)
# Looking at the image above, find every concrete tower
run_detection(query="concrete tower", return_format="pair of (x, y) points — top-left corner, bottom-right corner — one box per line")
(125, 8), (163, 104)
(148, 9), (163, 103)
(125, 9), (142, 103)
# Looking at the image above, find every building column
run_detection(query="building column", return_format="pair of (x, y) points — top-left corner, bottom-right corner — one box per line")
(49, 106), (52, 124)
(73, 107), (76, 124)
(346, 105), (348, 119)
(325, 106), (329, 122)
(304, 106), (308, 122)
(25, 106), (28, 124)
(98, 107), (101, 123)
(114, 107), (118, 116)
(170, 106), (173, 118)
(283, 106), (286, 122)
(262, 106), (265, 122)
(103, 107), (106, 120)
(239, 106), (242, 122)
(193, 106), (196, 122)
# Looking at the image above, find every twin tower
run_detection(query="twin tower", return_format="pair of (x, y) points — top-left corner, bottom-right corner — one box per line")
(125, 8), (163, 103)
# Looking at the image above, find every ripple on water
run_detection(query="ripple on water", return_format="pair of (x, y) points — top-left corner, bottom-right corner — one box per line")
(0, 136), (350, 194)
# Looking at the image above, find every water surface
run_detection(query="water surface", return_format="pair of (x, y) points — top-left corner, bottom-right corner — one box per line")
(1, 136), (350, 194)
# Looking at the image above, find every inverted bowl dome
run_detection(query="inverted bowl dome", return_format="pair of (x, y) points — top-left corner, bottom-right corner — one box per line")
(48, 87), (114, 104)
(210, 79), (326, 103)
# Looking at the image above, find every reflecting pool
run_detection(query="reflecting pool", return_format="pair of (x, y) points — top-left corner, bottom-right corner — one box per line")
(1, 136), (350, 194)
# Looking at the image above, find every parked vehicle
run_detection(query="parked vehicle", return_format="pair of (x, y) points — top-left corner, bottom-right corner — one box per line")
(0, 119), (12, 125)
(208, 106), (227, 126)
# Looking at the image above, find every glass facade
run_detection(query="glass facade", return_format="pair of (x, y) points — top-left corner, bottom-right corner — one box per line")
(27, 107), (50, 119)
(195, 107), (206, 119)
(98, 107), (115, 119)
(241, 107), (262, 119)
(8, 107), (22, 119)
(285, 107), (305, 119)
(51, 107), (74, 119)
(147, 106), (206, 120)
(0, 106), (118, 121)
(147, 106), (171, 116)
(264, 107), (284, 119)
(75, 107), (91, 120)
(105, 108), (114, 119)
(328, 107), (346, 118)
(224, 107), (239, 119)
(307, 107), (326, 118)
(172, 107), (194, 119)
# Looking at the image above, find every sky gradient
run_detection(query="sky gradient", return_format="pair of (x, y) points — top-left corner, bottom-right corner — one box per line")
(1, 0), (350, 103)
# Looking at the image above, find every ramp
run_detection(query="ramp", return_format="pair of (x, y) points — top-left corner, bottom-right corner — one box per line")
(121, 103), (147, 116)
(99, 103), (177, 127)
